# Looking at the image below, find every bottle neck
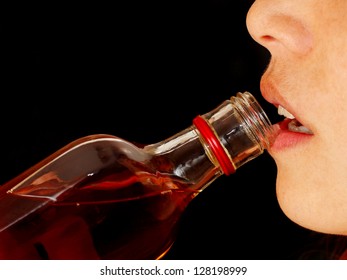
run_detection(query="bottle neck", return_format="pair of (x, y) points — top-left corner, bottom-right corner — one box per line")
(144, 126), (222, 191)
(195, 92), (275, 175)
(144, 92), (275, 189)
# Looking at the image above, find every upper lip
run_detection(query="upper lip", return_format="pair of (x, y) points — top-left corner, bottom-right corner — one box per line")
(260, 78), (288, 110)
(260, 78), (308, 128)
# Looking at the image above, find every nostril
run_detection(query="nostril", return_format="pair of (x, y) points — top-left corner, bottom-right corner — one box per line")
(246, 2), (313, 56)
(262, 35), (273, 40)
(261, 35), (276, 43)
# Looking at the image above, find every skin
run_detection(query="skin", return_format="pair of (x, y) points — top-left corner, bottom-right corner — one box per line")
(246, 0), (347, 235)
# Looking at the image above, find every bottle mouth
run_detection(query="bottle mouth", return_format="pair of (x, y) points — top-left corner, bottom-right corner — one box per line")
(230, 92), (276, 150)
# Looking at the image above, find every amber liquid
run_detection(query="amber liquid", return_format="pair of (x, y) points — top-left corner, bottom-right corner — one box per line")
(0, 168), (199, 260)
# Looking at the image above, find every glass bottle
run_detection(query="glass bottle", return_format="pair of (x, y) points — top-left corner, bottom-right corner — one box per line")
(0, 92), (276, 260)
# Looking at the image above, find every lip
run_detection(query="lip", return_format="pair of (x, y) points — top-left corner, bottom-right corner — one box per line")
(260, 80), (295, 116)
(270, 119), (313, 151)
(260, 80), (314, 151)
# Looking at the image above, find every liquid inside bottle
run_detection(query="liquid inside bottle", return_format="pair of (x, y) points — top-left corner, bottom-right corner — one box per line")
(0, 92), (276, 260)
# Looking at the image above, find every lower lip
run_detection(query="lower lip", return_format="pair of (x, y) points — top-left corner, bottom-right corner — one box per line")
(270, 119), (313, 151)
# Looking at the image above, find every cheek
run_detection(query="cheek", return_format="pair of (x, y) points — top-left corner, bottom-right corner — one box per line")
(317, 92), (347, 168)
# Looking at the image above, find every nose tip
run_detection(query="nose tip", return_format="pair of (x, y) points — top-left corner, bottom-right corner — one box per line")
(246, 2), (313, 56)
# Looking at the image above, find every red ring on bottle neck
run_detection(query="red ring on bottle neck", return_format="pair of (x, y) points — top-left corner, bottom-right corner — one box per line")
(193, 115), (235, 175)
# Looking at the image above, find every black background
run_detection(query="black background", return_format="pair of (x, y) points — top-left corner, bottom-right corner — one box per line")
(1, 0), (327, 259)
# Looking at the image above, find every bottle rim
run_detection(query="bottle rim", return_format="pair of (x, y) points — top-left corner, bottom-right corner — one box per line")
(231, 92), (275, 149)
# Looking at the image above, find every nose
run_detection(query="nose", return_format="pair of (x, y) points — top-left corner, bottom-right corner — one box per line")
(246, 0), (312, 56)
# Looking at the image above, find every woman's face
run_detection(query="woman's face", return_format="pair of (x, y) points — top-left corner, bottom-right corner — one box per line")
(247, 0), (347, 235)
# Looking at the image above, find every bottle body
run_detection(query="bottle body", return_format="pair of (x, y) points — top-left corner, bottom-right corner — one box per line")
(0, 92), (275, 259)
(0, 133), (218, 260)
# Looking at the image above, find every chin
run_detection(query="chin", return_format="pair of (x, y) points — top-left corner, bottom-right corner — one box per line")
(269, 137), (347, 235)
(275, 174), (347, 236)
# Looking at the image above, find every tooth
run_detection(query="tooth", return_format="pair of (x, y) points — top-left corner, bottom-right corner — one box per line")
(278, 105), (295, 119)
(288, 120), (313, 134)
